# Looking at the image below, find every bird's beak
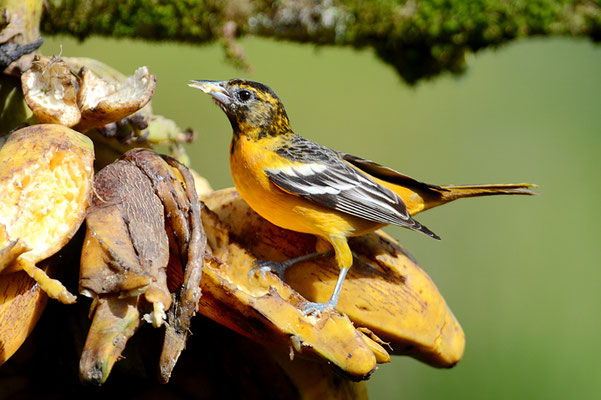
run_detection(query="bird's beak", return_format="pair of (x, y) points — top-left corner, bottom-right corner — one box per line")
(189, 80), (232, 106)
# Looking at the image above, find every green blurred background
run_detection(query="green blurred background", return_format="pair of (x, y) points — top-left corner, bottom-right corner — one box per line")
(41, 35), (601, 399)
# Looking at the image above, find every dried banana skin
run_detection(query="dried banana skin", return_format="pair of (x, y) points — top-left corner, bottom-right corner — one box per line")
(78, 149), (205, 385)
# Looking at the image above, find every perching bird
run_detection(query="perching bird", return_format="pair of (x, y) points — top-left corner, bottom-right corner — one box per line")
(190, 79), (536, 315)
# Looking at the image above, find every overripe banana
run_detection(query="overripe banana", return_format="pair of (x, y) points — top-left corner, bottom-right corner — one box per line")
(201, 188), (465, 370)
(0, 124), (93, 365)
(79, 149), (204, 385)
(0, 124), (94, 302)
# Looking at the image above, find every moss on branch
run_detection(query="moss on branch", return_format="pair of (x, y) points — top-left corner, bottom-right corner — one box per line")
(41, 0), (601, 83)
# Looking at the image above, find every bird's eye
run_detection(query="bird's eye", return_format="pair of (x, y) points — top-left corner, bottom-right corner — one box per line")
(238, 90), (252, 102)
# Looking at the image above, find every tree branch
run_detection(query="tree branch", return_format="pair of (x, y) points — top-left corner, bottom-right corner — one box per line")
(41, 0), (601, 83)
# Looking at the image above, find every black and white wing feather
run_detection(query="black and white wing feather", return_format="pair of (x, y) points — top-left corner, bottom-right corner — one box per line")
(265, 135), (440, 239)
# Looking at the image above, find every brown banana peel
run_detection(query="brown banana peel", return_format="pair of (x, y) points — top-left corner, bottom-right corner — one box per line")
(0, 124), (94, 303)
(79, 295), (141, 385)
(79, 149), (204, 385)
(202, 188), (465, 369)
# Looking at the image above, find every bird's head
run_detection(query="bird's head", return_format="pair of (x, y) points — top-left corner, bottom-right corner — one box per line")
(189, 79), (291, 137)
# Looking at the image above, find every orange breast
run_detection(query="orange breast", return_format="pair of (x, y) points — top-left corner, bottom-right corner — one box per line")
(229, 135), (382, 239)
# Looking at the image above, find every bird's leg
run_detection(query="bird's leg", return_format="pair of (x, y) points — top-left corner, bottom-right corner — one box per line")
(301, 236), (353, 316)
(248, 249), (333, 281)
(302, 266), (350, 316)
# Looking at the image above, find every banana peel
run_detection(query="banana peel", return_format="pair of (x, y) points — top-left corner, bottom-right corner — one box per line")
(198, 253), (379, 380)
(0, 124), (94, 303)
(79, 148), (204, 385)
(0, 269), (47, 365)
(21, 56), (81, 127)
(74, 65), (156, 132)
(202, 188), (465, 369)
(10, 53), (193, 167)
(21, 55), (157, 133)
(199, 191), (379, 380)
(79, 295), (142, 385)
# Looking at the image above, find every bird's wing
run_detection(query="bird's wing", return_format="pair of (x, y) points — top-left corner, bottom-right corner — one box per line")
(264, 136), (439, 239)
(341, 153), (448, 193)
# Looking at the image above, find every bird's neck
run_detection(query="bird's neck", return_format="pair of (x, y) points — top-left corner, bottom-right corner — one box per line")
(230, 128), (294, 155)
(231, 122), (292, 141)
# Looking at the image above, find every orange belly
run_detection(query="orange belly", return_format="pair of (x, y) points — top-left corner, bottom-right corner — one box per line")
(229, 136), (383, 240)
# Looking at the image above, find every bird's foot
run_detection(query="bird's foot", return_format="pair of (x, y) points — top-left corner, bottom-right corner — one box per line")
(301, 300), (336, 317)
(248, 251), (330, 282)
(248, 259), (295, 281)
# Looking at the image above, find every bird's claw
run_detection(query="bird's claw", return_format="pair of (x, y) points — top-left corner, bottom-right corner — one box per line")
(248, 259), (289, 281)
(301, 301), (334, 317)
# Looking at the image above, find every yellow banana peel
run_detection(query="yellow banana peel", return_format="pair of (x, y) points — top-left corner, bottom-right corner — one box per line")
(202, 188), (465, 369)
(198, 253), (379, 379)
(0, 124), (94, 303)
(0, 269), (47, 365)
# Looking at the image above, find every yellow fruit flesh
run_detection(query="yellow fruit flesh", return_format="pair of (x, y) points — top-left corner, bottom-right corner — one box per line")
(1, 150), (90, 268)
(0, 124), (94, 303)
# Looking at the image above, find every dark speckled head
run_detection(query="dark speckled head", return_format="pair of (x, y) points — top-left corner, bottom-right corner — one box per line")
(189, 79), (291, 137)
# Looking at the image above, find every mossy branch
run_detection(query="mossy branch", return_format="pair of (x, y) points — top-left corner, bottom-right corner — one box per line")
(41, 0), (601, 83)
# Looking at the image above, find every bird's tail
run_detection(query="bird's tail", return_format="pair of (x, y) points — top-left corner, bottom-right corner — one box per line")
(437, 183), (538, 203)
(405, 183), (537, 241)
(342, 153), (537, 216)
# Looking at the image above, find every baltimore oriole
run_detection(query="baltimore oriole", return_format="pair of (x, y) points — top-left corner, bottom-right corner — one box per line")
(190, 79), (536, 315)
